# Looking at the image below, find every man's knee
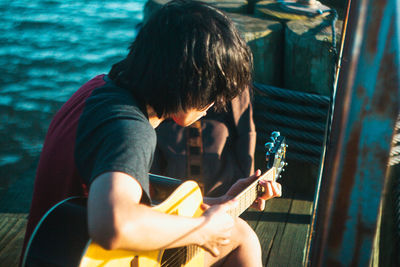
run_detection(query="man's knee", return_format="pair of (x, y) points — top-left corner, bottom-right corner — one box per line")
(218, 218), (262, 267)
(234, 218), (261, 251)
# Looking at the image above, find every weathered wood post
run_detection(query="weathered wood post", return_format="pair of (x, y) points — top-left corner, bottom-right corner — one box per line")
(252, 0), (342, 195)
(284, 15), (341, 95)
(254, 0), (341, 96)
(229, 13), (283, 86)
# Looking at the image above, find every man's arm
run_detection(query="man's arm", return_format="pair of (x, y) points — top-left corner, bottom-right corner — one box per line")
(87, 171), (236, 256)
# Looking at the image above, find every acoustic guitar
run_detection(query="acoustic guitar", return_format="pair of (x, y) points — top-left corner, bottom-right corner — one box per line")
(22, 132), (286, 267)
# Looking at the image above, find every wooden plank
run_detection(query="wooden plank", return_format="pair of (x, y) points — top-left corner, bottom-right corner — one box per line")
(244, 186), (314, 267)
(0, 213), (28, 267)
(268, 192), (313, 266)
(252, 189), (296, 265)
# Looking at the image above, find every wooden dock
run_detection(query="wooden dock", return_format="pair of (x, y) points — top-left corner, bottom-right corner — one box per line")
(0, 213), (27, 267)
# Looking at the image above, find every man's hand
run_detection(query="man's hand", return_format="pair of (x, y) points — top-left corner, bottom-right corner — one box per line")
(198, 200), (238, 257)
(224, 170), (282, 211)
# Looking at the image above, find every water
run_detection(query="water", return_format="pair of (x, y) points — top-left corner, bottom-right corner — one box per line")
(0, 0), (145, 211)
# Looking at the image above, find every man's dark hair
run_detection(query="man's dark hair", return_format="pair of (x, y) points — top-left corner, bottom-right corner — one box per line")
(109, 0), (253, 118)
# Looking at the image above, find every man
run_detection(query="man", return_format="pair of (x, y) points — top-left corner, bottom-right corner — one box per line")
(22, 1), (282, 266)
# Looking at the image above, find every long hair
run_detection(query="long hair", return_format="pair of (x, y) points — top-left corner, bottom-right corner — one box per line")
(109, 0), (253, 118)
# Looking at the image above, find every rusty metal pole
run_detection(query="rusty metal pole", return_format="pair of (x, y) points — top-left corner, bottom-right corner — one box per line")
(308, 0), (400, 266)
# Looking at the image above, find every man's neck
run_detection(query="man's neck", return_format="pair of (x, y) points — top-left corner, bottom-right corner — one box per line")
(146, 105), (164, 128)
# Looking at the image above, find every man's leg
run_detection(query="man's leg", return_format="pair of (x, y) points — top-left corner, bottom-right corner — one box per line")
(204, 217), (262, 267)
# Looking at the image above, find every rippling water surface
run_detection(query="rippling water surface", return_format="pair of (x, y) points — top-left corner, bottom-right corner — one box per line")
(0, 0), (145, 211)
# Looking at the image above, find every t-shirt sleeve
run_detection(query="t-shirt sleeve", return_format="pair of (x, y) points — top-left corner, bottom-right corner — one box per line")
(75, 117), (155, 200)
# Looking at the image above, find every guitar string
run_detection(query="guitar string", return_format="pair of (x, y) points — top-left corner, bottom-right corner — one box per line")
(162, 247), (186, 266)
(163, 245), (203, 266)
(161, 246), (192, 266)
(229, 182), (258, 217)
(161, 183), (260, 266)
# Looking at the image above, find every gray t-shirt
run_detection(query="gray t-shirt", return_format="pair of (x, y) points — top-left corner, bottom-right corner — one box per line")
(75, 75), (156, 203)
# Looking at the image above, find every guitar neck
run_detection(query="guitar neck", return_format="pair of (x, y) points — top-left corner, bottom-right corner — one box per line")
(149, 166), (277, 218)
(227, 167), (276, 217)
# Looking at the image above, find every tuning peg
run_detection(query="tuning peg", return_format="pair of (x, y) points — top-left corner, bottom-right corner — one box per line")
(265, 142), (274, 150)
(271, 131), (280, 139)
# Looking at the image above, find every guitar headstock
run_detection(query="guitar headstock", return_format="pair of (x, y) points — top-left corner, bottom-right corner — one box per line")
(265, 131), (287, 181)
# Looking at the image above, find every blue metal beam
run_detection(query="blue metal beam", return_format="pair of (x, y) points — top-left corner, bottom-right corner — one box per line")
(309, 0), (400, 265)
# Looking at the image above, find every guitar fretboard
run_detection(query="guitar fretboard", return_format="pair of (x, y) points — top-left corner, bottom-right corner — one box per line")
(228, 167), (276, 218)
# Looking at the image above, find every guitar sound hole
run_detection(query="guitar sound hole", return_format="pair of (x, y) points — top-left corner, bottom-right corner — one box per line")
(161, 247), (187, 266)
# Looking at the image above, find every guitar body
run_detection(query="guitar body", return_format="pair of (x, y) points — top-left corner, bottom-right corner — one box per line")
(23, 181), (204, 267)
